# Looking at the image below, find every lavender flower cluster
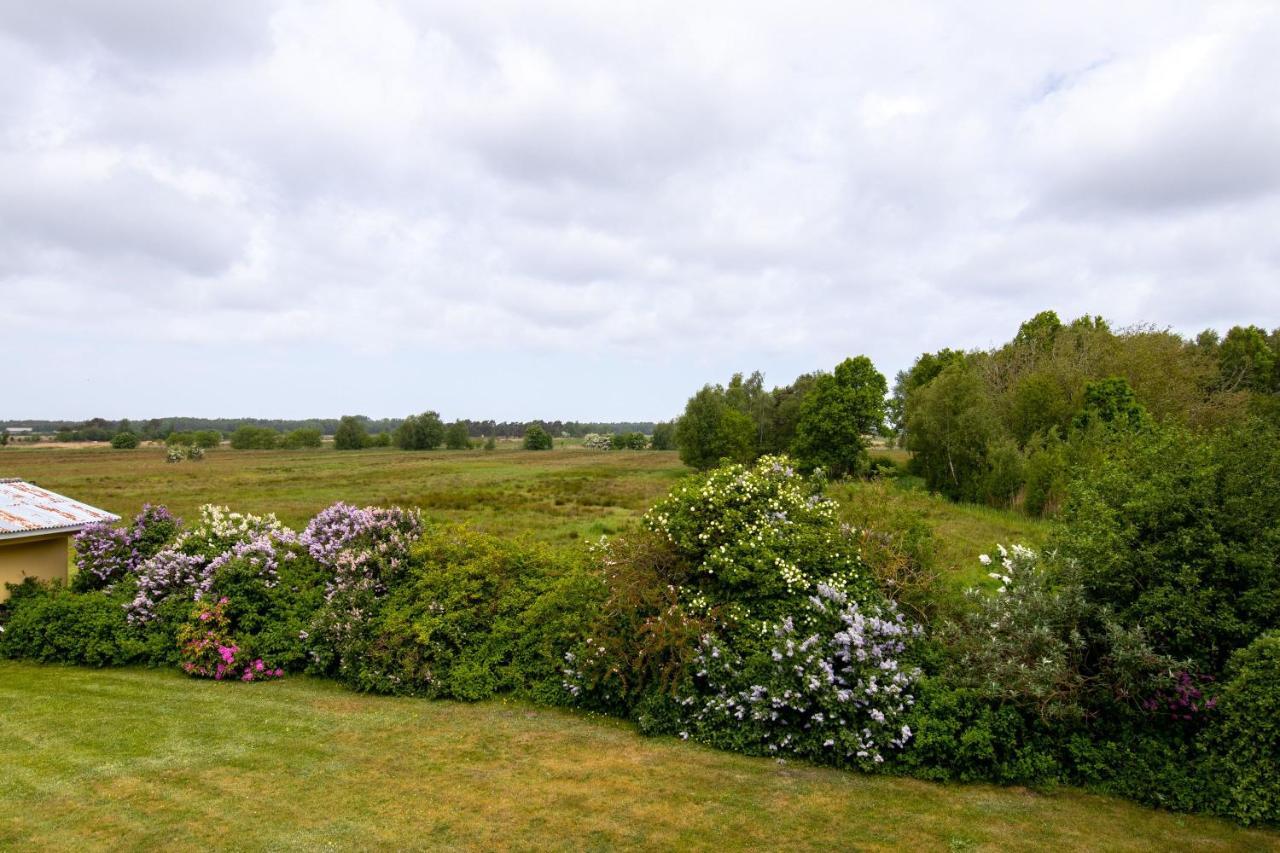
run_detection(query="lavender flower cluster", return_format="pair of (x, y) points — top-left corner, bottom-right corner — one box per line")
(126, 505), (297, 623)
(301, 502), (423, 594)
(73, 504), (180, 591)
(682, 585), (921, 768)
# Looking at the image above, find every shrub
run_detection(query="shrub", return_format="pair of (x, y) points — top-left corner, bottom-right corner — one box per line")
(230, 425), (280, 450)
(177, 597), (284, 682)
(650, 422), (676, 451)
(1055, 418), (1280, 671)
(611, 432), (648, 450)
(110, 431), (139, 449)
(0, 581), (141, 667)
(73, 504), (181, 592)
(583, 433), (612, 450)
(126, 505), (294, 623)
(330, 527), (600, 701)
(281, 427), (322, 449)
(1203, 632), (1280, 823)
(523, 424), (553, 450)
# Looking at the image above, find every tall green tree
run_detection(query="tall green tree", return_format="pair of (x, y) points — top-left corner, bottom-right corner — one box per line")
(395, 412), (445, 450)
(791, 356), (887, 478)
(649, 421), (676, 451)
(905, 363), (999, 501)
(444, 421), (471, 450)
(675, 385), (755, 470)
(334, 416), (368, 451)
(523, 424), (553, 450)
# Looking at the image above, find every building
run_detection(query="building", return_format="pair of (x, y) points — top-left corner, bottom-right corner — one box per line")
(0, 479), (119, 601)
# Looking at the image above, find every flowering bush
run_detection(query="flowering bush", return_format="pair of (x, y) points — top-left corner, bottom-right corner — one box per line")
(644, 455), (872, 623)
(582, 433), (613, 450)
(677, 587), (919, 768)
(567, 457), (920, 768)
(177, 597), (283, 682)
(302, 503), (425, 680)
(127, 505), (295, 623)
(73, 504), (181, 592)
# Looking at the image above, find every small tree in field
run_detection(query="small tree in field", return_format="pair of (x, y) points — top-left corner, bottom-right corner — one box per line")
(110, 431), (139, 450)
(523, 424), (553, 450)
(791, 356), (887, 478)
(444, 421), (471, 450)
(675, 386), (755, 470)
(334, 416), (368, 451)
(650, 421), (675, 450)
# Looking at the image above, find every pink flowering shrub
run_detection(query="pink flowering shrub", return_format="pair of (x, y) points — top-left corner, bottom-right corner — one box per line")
(177, 597), (283, 682)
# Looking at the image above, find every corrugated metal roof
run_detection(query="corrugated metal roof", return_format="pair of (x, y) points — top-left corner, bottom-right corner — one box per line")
(0, 479), (120, 540)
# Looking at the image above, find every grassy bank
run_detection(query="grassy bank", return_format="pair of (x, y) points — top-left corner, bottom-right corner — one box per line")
(1, 662), (1274, 851)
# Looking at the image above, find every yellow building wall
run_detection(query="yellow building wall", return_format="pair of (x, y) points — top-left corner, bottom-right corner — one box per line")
(0, 534), (70, 601)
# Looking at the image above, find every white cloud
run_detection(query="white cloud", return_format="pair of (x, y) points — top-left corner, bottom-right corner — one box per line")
(0, 0), (1276, 419)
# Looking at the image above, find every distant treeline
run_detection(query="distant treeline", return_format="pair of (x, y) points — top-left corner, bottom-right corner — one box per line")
(1, 417), (658, 442)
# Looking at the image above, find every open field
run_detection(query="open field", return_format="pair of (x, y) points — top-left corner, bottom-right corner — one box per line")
(2, 662), (1275, 852)
(0, 444), (688, 544)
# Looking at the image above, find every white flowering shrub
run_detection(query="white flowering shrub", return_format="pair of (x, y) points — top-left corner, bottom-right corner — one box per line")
(567, 456), (921, 767)
(582, 433), (613, 450)
(644, 455), (873, 622)
(682, 585), (920, 768)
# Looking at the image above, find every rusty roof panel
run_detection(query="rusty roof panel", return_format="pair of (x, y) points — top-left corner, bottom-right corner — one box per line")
(0, 479), (120, 538)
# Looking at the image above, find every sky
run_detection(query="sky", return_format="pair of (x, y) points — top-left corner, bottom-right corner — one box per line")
(2, 1), (1278, 422)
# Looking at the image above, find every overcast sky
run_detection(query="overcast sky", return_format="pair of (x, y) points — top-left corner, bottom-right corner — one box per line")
(2, 1), (1278, 421)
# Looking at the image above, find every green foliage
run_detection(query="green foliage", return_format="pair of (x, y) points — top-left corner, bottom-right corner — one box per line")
(110, 431), (139, 449)
(791, 356), (887, 478)
(444, 421), (472, 450)
(0, 581), (141, 667)
(1072, 377), (1149, 432)
(522, 424), (553, 450)
(230, 425), (280, 450)
(1217, 325), (1278, 393)
(644, 456), (874, 623)
(611, 432), (648, 450)
(281, 427), (323, 449)
(321, 527), (602, 702)
(333, 415), (368, 450)
(1054, 419), (1280, 671)
(675, 385), (755, 469)
(649, 421), (675, 450)
(905, 363), (998, 501)
(1204, 632), (1280, 823)
(395, 412), (445, 450)
(483, 435), (497, 451)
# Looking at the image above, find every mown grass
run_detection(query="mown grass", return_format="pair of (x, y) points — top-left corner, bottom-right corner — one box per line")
(1, 662), (1275, 852)
(0, 444), (687, 544)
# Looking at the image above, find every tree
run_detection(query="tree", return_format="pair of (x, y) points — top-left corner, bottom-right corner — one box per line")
(1072, 377), (1149, 433)
(1219, 325), (1278, 393)
(674, 385), (755, 470)
(229, 425), (279, 450)
(281, 428), (323, 449)
(905, 363), (1000, 501)
(110, 431), (138, 450)
(444, 421), (471, 450)
(791, 356), (887, 478)
(334, 416), (368, 451)
(649, 421), (676, 451)
(483, 435), (497, 451)
(523, 424), (553, 450)
(395, 412), (445, 450)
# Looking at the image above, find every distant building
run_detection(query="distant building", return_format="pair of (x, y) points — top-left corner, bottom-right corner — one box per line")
(2, 427), (33, 435)
(0, 479), (119, 601)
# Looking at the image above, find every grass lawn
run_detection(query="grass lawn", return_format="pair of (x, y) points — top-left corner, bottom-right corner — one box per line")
(2, 662), (1275, 852)
(0, 444), (688, 544)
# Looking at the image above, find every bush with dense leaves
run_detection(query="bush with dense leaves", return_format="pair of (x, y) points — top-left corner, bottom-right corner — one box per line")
(0, 579), (142, 667)
(1202, 633), (1280, 823)
(73, 504), (181, 592)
